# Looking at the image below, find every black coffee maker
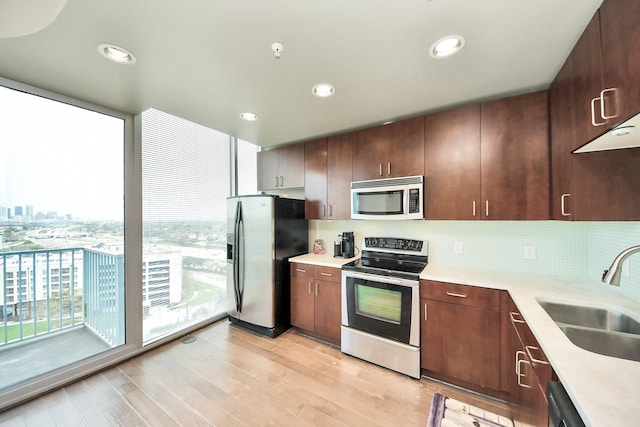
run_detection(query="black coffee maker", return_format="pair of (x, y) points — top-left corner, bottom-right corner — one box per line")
(334, 232), (355, 258)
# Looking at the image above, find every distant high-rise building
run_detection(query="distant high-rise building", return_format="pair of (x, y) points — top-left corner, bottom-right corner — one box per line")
(14, 206), (23, 216)
(26, 205), (33, 217)
(7, 208), (11, 219)
(46, 211), (57, 220)
(0, 206), (7, 220)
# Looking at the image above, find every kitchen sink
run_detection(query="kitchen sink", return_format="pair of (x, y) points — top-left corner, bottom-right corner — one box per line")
(537, 299), (640, 362)
(558, 325), (640, 362)
(538, 300), (640, 334)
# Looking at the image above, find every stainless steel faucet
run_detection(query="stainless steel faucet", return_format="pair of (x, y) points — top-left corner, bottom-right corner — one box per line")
(602, 245), (640, 286)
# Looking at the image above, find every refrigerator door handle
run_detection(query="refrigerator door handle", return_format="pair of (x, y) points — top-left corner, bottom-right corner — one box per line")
(233, 201), (244, 313)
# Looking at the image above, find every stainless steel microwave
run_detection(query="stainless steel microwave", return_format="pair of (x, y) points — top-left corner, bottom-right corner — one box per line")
(351, 175), (424, 220)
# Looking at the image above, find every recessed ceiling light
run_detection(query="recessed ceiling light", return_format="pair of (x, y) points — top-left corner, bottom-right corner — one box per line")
(240, 112), (259, 121)
(430, 35), (465, 58)
(312, 83), (335, 98)
(98, 43), (136, 64)
(612, 125), (634, 136)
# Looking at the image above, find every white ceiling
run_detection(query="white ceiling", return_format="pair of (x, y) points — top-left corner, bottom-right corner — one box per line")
(0, 0), (603, 149)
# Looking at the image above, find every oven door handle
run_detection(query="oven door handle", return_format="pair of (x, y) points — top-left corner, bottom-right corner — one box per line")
(344, 271), (410, 286)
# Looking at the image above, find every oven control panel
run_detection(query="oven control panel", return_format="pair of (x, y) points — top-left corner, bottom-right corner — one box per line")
(364, 237), (424, 252)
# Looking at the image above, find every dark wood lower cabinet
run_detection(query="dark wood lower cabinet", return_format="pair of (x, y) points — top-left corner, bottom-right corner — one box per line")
(502, 293), (550, 427)
(420, 281), (501, 394)
(290, 263), (341, 345)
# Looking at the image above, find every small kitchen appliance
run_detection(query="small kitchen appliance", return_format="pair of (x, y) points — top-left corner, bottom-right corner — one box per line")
(334, 232), (355, 258)
(341, 236), (428, 378)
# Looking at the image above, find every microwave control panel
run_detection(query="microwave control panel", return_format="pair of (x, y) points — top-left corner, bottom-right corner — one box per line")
(408, 188), (420, 213)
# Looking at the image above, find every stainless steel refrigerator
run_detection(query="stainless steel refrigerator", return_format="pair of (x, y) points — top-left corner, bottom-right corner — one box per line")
(226, 195), (308, 337)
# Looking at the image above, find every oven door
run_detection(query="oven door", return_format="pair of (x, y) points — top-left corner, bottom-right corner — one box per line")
(341, 270), (419, 347)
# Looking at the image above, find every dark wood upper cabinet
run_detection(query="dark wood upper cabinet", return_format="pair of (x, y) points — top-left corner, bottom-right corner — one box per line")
(257, 144), (305, 191)
(304, 138), (328, 220)
(304, 134), (352, 220)
(257, 149), (280, 191)
(549, 55), (576, 220)
(424, 104), (481, 220)
(326, 133), (353, 220)
(571, 12), (608, 147)
(549, 0), (640, 220)
(352, 116), (424, 181)
(600, 0), (640, 127)
(573, 148), (640, 220)
(480, 91), (550, 220)
(424, 92), (549, 220)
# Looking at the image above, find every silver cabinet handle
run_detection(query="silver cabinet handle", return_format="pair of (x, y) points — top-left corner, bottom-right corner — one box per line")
(472, 200), (476, 217)
(424, 303), (428, 321)
(446, 291), (467, 298)
(308, 281), (312, 295)
(295, 268), (307, 273)
(485, 200), (489, 217)
(322, 205), (326, 218)
(600, 88), (618, 120)
(525, 345), (549, 365)
(509, 311), (525, 324)
(320, 272), (333, 277)
(275, 176), (280, 187)
(315, 282), (319, 296)
(328, 205), (333, 218)
(561, 193), (571, 217)
(515, 351), (532, 388)
(387, 162), (391, 176)
(379, 163), (383, 176)
(279, 176), (284, 187)
(591, 97), (605, 126)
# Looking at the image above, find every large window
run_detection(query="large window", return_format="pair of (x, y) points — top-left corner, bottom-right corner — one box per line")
(0, 83), (126, 389)
(141, 109), (230, 343)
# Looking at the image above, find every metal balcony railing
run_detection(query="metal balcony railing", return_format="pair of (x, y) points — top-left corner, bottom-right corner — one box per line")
(0, 248), (124, 348)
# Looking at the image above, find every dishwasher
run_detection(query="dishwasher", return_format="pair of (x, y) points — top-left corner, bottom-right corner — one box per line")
(546, 382), (585, 427)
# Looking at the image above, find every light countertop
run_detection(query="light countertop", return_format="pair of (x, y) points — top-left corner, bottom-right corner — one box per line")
(290, 253), (358, 268)
(421, 264), (640, 427)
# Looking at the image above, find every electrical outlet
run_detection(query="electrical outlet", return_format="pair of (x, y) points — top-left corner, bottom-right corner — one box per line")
(523, 246), (536, 260)
(454, 241), (463, 255)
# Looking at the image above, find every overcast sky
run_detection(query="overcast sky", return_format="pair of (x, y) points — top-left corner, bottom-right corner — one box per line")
(0, 85), (124, 220)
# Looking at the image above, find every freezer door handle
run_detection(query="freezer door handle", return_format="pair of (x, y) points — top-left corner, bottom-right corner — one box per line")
(233, 201), (244, 313)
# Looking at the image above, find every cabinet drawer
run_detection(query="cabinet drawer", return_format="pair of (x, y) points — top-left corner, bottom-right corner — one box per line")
(291, 263), (314, 279)
(508, 309), (552, 390)
(420, 280), (499, 311)
(314, 266), (341, 283)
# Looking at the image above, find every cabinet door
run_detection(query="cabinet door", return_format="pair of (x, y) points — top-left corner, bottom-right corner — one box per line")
(257, 149), (279, 191)
(550, 55), (576, 220)
(574, 148), (640, 220)
(480, 91), (550, 220)
(571, 12), (608, 148)
(278, 144), (305, 188)
(290, 264), (315, 331)
(326, 133), (353, 220)
(314, 280), (341, 345)
(600, 0), (640, 127)
(352, 117), (424, 181)
(421, 299), (501, 391)
(304, 138), (328, 219)
(385, 116), (424, 179)
(424, 105), (481, 220)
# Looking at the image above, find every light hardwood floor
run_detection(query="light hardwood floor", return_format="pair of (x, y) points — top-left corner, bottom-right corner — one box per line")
(0, 320), (511, 426)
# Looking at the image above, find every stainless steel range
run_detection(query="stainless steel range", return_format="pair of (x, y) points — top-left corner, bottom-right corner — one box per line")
(341, 237), (428, 379)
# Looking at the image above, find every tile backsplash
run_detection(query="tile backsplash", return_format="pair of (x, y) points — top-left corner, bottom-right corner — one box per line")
(309, 219), (640, 302)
